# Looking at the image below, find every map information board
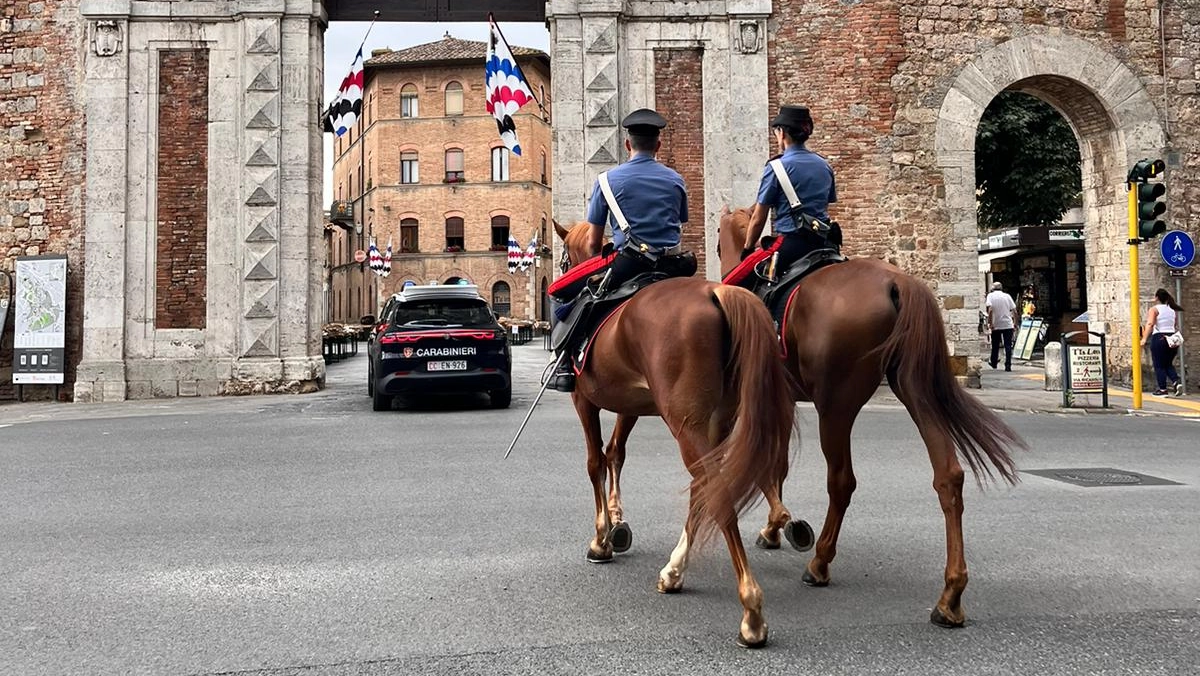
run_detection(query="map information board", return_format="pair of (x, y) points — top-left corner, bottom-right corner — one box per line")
(13, 255), (68, 384)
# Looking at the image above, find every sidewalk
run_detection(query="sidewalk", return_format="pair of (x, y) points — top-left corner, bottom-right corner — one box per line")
(871, 360), (1200, 417)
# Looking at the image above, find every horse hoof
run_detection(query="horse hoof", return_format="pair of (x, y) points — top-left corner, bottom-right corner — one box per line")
(736, 629), (768, 649)
(586, 550), (613, 564)
(755, 533), (781, 550)
(930, 606), (965, 628)
(610, 522), (633, 553)
(784, 520), (815, 552)
(801, 569), (829, 587)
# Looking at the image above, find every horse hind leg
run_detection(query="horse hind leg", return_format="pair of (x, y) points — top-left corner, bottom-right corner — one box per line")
(914, 416), (969, 627)
(666, 425), (769, 648)
(605, 414), (637, 554)
(573, 396), (614, 563)
(803, 412), (858, 587)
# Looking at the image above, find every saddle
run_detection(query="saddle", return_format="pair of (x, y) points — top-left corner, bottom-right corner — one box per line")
(551, 272), (669, 357)
(754, 247), (846, 322)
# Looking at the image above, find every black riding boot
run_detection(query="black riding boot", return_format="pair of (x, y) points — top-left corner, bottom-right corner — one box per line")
(552, 355), (576, 392)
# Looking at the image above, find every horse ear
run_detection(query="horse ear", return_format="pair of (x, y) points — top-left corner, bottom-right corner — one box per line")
(553, 219), (571, 241)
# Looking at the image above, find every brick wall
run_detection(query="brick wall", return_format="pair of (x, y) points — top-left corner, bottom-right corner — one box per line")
(654, 48), (705, 272)
(155, 49), (209, 330)
(0, 0), (85, 400)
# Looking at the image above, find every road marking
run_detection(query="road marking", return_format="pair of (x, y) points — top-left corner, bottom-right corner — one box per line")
(0, 424), (10, 429)
(1019, 373), (1200, 414)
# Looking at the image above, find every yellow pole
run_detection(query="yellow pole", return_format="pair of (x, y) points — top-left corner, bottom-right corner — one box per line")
(1128, 184), (1142, 410)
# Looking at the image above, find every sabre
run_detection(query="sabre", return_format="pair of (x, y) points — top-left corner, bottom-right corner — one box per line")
(503, 351), (568, 459)
(504, 268), (613, 459)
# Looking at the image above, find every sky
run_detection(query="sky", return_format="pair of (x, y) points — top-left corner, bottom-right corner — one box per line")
(322, 21), (551, 206)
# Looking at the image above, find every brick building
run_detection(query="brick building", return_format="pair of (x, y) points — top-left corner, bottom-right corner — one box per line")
(328, 36), (553, 324)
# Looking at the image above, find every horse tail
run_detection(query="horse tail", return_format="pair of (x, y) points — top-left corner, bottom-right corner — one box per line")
(692, 285), (796, 541)
(878, 274), (1025, 485)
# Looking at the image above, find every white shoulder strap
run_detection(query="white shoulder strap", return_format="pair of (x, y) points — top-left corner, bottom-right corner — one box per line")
(597, 171), (631, 234)
(769, 159), (803, 210)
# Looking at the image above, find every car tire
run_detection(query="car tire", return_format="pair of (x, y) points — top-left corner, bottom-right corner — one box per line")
(367, 367), (375, 396)
(372, 389), (392, 412)
(489, 386), (511, 409)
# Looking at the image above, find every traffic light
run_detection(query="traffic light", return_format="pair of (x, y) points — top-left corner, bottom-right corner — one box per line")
(1137, 182), (1166, 240)
(1127, 158), (1167, 241)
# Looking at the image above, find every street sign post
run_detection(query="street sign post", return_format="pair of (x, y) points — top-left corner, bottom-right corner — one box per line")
(1160, 230), (1195, 269)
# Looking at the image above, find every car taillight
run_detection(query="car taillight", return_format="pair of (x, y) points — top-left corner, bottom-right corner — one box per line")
(379, 333), (420, 344)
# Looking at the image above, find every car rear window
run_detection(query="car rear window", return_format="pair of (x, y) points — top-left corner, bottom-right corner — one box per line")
(391, 299), (494, 327)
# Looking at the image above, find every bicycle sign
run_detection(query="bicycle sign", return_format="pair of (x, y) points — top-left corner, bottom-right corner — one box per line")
(1160, 230), (1195, 269)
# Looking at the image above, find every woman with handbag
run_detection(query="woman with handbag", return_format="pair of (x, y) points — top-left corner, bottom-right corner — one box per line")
(1140, 287), (1184, 396)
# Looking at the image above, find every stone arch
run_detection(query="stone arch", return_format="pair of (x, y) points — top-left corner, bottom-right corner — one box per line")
(935, 32), (1165, 376)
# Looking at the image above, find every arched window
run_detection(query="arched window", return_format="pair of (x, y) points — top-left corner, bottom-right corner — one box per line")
(491, 147), (510, 182)
(444, 149), (464, 182)
(492, 281), (511, 317)
(540, 150), (548, 184)
(400, 218), (419, 253)
(540, 217), (547, 249)
(400, 84), (418, 118)
(445, 217), (464, 251)
(444, 81), (463, 116)
(400, 151), (418, 184)
(490, 215), (510, 249)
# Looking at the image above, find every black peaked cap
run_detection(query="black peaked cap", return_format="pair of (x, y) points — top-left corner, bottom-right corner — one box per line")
(622, 108), (667, 136)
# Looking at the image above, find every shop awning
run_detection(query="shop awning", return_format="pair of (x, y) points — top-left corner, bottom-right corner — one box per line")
(978, 249), (1018, 272)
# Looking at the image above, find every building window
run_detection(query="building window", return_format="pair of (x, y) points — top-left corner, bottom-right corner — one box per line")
(401, 151), (419, 184)
(400, 218), (419, 253)
(492, 281), (511, 317)
(445, 217), (464, 251)
(444, 81), (463, 116)
(444, 149), (464, 182)
(540, 150), (548, 185)
(540, 217), (547, 248)
(491, 215), (510, 249)
(400, 84), (418, 118)
(491, 147), (510, 182)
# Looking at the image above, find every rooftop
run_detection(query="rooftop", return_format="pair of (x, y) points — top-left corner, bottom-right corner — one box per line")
(366, 36), (548, 68)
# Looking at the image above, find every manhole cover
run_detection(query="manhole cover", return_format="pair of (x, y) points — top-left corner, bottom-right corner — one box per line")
(1023, 467), (1182, 488)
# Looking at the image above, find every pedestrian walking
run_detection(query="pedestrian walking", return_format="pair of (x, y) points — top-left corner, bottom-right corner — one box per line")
(1140, 287), (1184, 396)
(985, 282), (1019, 371)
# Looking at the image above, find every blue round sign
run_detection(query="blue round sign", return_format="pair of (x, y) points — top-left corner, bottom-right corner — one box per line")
(1160, 230), (1195, 269)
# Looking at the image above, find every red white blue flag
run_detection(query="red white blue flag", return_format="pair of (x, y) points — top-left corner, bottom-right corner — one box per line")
(486, 18), (534, 156)
(324, 47), (364, 137)
(507, 234), (522, 274)
(520, 231), (538, 272)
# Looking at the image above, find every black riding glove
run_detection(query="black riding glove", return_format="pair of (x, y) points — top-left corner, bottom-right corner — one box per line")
(740, 247), (755, 261)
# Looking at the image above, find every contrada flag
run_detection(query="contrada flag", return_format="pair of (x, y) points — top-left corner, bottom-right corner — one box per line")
(507, 234), (522, 274)
(519, 232), (538, 272)
(485, 19), (534, 156)
(324, 47), (364, 137)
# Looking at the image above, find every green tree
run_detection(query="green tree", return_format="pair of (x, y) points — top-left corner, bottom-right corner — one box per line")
(975, 91), (1082, 230)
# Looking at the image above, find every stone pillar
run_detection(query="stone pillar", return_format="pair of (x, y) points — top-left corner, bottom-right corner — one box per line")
(75, 0), (325, 400)
(75, 1), (132, 402)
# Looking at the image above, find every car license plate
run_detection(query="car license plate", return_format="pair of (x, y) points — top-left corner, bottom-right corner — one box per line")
(427, 360), (467, 372)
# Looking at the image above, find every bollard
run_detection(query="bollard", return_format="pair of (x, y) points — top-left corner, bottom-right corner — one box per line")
(1044, 341), (1063, 391)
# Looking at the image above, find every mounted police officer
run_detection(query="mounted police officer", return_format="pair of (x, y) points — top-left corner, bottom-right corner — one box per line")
(727, 104), (838, 291)
(547, 108), (689, 391)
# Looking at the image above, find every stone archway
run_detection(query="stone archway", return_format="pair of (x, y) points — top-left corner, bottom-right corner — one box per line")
(935, 33), (1165, 378)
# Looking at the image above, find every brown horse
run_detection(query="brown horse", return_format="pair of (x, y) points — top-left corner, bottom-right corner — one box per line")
(558, 212), (1025, 628)
(552, 221), (798, 647)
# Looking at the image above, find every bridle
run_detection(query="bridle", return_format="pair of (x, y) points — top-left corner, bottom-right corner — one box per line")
(559, 243), (573, 274)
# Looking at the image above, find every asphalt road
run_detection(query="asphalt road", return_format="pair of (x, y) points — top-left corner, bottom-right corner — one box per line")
(1, 345), (1198, 675)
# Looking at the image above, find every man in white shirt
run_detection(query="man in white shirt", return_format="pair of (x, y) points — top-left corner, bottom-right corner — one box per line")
(985, 281), (1019, 371)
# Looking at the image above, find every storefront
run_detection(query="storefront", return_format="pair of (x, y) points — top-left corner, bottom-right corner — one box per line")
(978, 224), (1088, 344)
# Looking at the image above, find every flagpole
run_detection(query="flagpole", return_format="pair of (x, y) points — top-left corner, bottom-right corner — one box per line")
(488, 12), (548, 117)
(359, 11), (379, 314)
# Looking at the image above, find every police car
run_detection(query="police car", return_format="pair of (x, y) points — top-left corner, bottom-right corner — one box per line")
(367, 284), (512, 411)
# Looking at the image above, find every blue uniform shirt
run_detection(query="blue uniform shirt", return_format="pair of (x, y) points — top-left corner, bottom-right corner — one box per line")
(586, 153), (688, 251)
(755, 146), (836, 234)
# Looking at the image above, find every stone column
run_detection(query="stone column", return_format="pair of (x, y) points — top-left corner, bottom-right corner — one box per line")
(75, 1), (132, 402)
